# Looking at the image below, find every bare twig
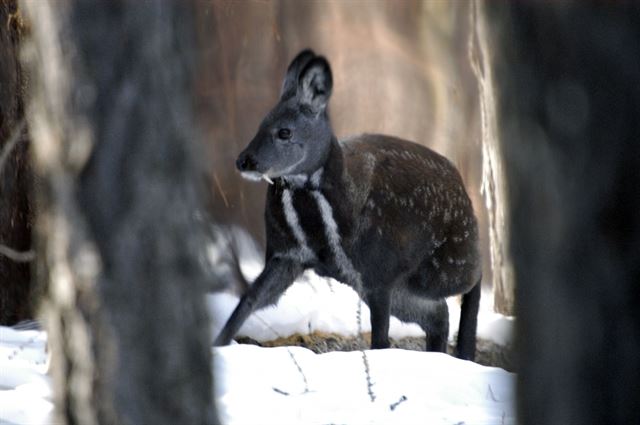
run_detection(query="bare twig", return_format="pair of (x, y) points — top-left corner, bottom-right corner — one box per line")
(355, 297), (377, 403)
(487, 384), (499, 402)
(361, 350), (376, 403)
(251, 313), (311, 393)
(0, 119), (26, 175)
(389, 395), (407, 411)
(250, 311), (284, 341)
(0, 244), (35, 262)
(272, 387), (289, 396)
(287, 348), (310, 393)
(213, 172), (230, 208)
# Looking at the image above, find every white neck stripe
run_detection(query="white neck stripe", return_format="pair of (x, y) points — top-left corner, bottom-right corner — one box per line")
(282, 167), (324, 189)
(281, 189), (314, 261)
(310, 190), (363, 290)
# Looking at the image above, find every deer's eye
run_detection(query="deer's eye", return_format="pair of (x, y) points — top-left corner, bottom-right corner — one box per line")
(277, 128), (292, 140)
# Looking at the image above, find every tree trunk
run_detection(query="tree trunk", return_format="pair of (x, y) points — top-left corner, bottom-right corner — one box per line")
(483, 2), (640, 424)
(0, 0), (34, 325)
(22, 2), (218, 424)
(469, 0), (515, 315)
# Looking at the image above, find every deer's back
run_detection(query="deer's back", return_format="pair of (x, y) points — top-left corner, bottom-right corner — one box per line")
(340, 134), (479, 281)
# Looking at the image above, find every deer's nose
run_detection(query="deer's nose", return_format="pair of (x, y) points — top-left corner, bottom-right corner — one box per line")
(236, 152), (257, 171)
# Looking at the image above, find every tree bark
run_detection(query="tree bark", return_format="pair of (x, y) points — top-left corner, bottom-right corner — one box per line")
(483, 2), (640, 424)
(469, 0), (515, 315)
(0, 0), (34, 325)
(22, 1), (218, 424)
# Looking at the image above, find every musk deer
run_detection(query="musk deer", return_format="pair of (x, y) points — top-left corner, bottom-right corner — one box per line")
(214, 50), (482, 360)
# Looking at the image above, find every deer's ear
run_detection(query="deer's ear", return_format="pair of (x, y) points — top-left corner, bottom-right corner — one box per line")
(298, 57), (333, 114)
(280, 49), (316, 101)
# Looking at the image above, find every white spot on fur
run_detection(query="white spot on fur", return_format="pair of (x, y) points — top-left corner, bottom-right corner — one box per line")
(443, 210), (451, 224)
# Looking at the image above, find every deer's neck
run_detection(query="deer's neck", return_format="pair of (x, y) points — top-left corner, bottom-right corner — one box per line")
(278, 136), (344, 191)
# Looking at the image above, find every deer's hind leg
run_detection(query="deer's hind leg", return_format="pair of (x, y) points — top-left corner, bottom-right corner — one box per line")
(390, 282), (449, 352)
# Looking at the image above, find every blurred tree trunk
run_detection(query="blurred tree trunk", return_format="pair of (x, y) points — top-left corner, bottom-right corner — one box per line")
(483, 2), (640, 424)
(470, 0), (515, 315)
(0, 0), (34, 325)
(22, 2), (217, 424)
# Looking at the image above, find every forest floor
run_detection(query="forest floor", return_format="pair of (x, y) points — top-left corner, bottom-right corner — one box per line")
(237, 332), (515, 372)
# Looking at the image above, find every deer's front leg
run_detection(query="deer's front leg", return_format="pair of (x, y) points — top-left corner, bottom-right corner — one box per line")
(214, 256), (303, 346)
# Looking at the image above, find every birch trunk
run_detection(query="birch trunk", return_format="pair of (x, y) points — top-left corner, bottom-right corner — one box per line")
(469, 0), (515, 315)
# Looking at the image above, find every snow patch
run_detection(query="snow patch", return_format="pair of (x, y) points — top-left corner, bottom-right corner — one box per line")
(215, 344), (516, 425)
(211, 270), (514, 347)
(0, 327), (52, 425)
(1, 293), (515, 425)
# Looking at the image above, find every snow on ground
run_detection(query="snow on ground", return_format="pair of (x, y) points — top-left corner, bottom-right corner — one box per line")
(216, 344), (515, 425)
(208, 265), (517, 424)
(0, 265), (516, 425)
(209, 269), (515, 347)
(0, 325), (515, 425)
(0, 327), (52, 425)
